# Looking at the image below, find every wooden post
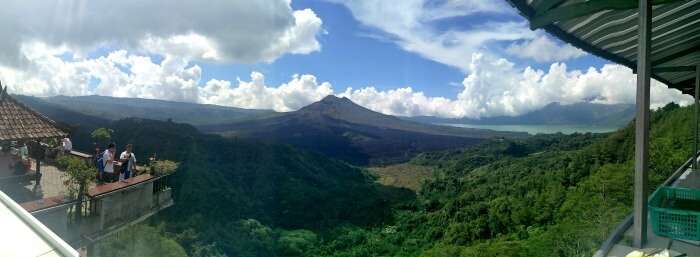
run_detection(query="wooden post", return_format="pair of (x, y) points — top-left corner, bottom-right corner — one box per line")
(633, 0), (652, 248)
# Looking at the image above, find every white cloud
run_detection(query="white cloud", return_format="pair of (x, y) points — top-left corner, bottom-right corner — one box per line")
(339, 87), (459, 117)
(343, 54), (691, 118)
(0, 0), (323, 65)
(1, 42), (201, 103)
(506, 35), (586, 62)
(200, 72), (333, 112)
(0, 43), (691, 118)
(327, 0), (537, 71)
(328, 0), (591, 69)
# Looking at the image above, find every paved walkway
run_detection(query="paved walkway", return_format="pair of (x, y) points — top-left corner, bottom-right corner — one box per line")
(0, 160), (90, 205)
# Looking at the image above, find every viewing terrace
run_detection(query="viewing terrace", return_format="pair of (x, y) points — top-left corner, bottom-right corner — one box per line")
(0, 83), (174, 256)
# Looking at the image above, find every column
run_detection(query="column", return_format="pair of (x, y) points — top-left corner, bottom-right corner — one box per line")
(633, 0), (651, 248)
(695, 65), (699, 170)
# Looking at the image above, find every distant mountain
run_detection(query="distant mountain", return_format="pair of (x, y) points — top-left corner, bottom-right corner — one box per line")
(35, 95), (278, 126)
(408, 102), (635, 127)
(13, 95), (111, 134)
(201, 95), (527, 165)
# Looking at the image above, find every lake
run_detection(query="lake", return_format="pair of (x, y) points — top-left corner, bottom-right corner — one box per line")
(440, 123), (621, 135)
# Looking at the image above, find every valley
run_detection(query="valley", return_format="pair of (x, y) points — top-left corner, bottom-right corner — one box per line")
(14, 94), (691, 257)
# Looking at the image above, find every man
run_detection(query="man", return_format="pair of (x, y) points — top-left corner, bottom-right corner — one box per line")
(119, 144), (136, 182)
(103, 143), (117, 182)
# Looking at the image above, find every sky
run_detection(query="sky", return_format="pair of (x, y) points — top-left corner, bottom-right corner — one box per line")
(0, 0), (692, 118)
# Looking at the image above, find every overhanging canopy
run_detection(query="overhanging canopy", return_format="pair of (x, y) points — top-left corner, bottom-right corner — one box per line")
(507, 0), (700, 95)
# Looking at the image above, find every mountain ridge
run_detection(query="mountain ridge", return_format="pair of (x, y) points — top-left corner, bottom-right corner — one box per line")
(408, 102), (635, 127)
(201, 96), (526, 165)
(36, 94), (278, 126)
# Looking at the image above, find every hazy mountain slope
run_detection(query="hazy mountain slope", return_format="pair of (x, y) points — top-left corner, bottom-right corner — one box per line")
(410, 102), (635, 127)
(37, 95), (277, 126)
(202, 96), (527, 165)
(13, 95), (111, 147)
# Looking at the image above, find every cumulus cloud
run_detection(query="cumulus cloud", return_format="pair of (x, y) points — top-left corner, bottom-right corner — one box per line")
(342, 54), (691, 118)
(1, 42), (202, 102)
(0, 42), (333, 112)
(0, 0), (323, 65)
(0, 43), (691, 118)
(506, 35), (586, 62)
(200, 72), (333, 112)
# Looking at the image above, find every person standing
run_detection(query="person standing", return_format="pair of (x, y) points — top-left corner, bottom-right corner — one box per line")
(119, 144), (136, 182)
(103, 143), (117, 182)
(61, 136), (72, 154)
(94, 145), (103, 183)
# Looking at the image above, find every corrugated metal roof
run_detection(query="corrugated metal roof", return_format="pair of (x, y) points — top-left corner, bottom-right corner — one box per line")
(0, 84), (67, 141)
(507, 0), (700, 95)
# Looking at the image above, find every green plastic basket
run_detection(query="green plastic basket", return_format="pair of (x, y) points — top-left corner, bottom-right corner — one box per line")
(649, 186), (700, 241)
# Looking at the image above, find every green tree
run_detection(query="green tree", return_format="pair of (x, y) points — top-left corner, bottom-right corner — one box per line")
(61, 156), (95, 222)
(91, 127), (113, 146)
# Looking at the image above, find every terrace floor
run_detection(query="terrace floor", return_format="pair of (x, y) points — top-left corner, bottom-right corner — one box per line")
(0, 158), (73, 204)
(607, 165), (700, 257)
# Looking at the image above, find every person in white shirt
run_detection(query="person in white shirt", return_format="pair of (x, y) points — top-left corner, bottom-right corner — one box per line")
(119, 144), (136, 182)
(103, 143), (116, 182)
(61, 136), (72, 154)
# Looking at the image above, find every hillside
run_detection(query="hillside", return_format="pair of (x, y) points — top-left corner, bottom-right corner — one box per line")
(410, 102), (635, 127)
(18, 92), (690, 257)
(34, 94), (277, 126)
(303, 103), (691, 257)
(202, 95), (527, 165)
(49, 115), (413, 257)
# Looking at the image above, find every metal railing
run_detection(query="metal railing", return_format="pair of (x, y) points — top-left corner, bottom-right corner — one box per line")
(153, 175), (170, 194)
(593, 152), (699, 257)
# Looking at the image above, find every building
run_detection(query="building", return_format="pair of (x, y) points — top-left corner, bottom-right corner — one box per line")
(0, 83), (174, 256)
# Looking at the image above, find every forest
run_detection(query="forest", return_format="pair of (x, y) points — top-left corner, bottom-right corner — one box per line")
(85, 103), (693, 257)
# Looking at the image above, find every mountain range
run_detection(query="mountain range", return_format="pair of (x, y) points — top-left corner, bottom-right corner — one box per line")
(16, 94), (524, 165)
(408, 102), (635, 127)
(200, 95), (526, 165)
(32, 95), (277, 126)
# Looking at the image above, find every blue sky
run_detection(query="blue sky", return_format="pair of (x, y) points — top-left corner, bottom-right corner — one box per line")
(0, 0), (690, 118)
(198, 0), (606, 98)
(198, 0), (469, 97)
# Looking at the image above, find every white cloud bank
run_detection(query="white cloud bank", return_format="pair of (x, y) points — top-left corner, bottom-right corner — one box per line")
(0, 45), (690, 119)
(0, 0), (323, 65)
(343, 54), (691, 118)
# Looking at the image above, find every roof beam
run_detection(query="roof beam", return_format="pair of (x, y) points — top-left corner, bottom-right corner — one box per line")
(533, 0), (567, 15)
(531, 0), (687, 29)
(652, 44), (700, 66)
(653, 66), (698, 73)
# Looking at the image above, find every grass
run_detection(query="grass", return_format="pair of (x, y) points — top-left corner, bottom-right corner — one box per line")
(369, 163), (434, 192)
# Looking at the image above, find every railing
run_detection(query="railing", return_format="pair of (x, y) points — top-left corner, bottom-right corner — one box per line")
(153, 175), (169, 194)
(68, 198), (100, 224)
(593, 152), (699, 257)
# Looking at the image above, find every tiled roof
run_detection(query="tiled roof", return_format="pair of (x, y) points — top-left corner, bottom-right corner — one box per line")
(0, 84), (67, 141)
